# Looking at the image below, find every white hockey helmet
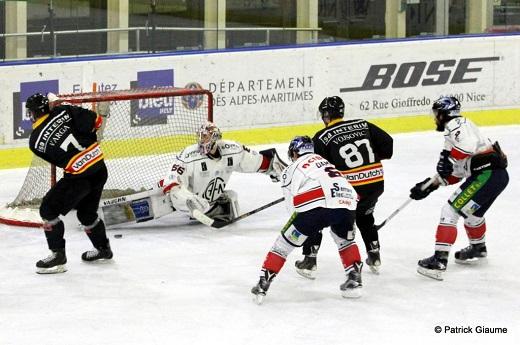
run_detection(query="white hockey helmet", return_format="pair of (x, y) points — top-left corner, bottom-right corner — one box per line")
(197, 121), (222, 155)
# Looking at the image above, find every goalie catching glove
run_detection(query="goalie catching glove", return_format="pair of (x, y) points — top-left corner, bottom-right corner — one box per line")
(259, 148), (288, 182)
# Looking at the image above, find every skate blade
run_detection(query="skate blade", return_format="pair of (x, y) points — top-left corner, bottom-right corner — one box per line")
(341, 287), (362, 299)
(252, 293), (265, 305)
(36, 265), (67, 274)
(455, 257), (487, 265)
(295, 268), (316, 280)
(416, 266), (444, 281)
(82, 257), (114, 264)
(368, 264), (380, 275)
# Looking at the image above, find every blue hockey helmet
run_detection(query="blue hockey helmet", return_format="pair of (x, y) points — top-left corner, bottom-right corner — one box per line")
(288, 135), (314, 161)
(432, 96), (461, 131)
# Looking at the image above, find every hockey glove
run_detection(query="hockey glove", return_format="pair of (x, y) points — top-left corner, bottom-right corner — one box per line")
(259, 148), (288, 182)
(410, 178), (439, 200)
(436, 150), (454, 179)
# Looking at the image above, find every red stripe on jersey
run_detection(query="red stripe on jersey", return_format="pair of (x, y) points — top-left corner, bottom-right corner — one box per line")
(464, 222), (486, 240)
(435, 224), (457, 245)
(262, 251), (286, 274)
(258, 155), (271, 172)
(451, 147), (470, 160)
(293, 187), (325, 207)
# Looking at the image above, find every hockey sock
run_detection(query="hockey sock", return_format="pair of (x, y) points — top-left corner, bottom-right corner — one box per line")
(464, 221), (486, 245)
(83, 218), (109, 248)
(338, 242), (362, 274)
(434, 224), (457, 253)
(43, 219), (65, 250)
(262, 251), (286, 274)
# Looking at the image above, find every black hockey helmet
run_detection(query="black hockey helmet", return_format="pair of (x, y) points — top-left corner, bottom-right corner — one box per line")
(432, 96), (461, 131)
(318, 96), (345, 124)
(288, 135), (314, 161)
(25, 93), (50, 122)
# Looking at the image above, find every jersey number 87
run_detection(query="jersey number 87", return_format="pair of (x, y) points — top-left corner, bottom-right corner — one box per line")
(339, 139), (375, 168)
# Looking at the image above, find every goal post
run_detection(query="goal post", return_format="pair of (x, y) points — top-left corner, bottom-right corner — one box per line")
(0, 87), (213, 228)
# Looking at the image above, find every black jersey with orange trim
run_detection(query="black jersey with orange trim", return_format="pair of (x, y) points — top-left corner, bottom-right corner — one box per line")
(312, 119), (393, 189)
(29, 104), (105, 178)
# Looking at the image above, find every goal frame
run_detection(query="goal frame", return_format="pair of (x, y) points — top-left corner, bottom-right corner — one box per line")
(0, 87), (213, 228)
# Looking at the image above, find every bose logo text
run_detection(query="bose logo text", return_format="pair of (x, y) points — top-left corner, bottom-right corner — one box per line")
(340, 57), (500, 92)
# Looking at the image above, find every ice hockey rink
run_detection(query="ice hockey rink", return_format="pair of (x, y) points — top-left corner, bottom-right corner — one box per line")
(1, 125), (519, 345)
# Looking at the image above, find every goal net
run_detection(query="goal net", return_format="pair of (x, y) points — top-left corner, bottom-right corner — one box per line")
(0, 87), (213, 227)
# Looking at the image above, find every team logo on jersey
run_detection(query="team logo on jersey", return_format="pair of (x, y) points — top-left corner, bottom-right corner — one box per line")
(12, 79), (59, 139)
(130, 69), (174, 127)
(181, 82), (205, 110)
(202, 177), (226, 202)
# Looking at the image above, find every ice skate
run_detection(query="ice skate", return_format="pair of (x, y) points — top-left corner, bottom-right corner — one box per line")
(295, 255), (317, 280)
(36, 250), (67, 274)
(81, 244), (113, 262)
(340, 263), (362, 298)
(251, 277), (271, 305)
(417, 251), (448, 281)
(455, 244), (487, 265)
(366, 243), (381, 274)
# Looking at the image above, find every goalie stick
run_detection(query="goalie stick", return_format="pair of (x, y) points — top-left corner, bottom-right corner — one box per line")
(374, 175), (439, 231)
(193, 197), (285, 229)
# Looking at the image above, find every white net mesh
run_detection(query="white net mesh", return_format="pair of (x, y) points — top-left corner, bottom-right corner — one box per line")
(7, 87), (212, 211)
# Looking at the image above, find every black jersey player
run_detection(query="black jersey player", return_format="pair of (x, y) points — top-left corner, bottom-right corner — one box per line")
(26, 93), (112, 274)
(295, 96), (393, 277)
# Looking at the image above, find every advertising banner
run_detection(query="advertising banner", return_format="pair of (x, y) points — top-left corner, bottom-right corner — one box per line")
(0, 35), (518, 144)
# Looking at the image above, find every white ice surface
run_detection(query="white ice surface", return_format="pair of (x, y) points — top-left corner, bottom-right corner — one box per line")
(1, 126), (519, 345)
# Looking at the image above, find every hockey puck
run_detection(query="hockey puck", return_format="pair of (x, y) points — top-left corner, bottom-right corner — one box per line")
(114, 234), (123, 239)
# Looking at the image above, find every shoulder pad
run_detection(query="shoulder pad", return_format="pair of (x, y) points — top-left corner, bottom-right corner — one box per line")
(178, 144), (202, 162)
(444, 117), (465, 133)
(218, 140), (243, 154)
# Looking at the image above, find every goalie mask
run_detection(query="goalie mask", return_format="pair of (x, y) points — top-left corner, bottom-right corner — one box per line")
(432, 96), (461, 132)
(25, 93), (50, 122)
(318, 96), (345, 125)
(197, 121), (222, 155)
(288, 136), (314, 162)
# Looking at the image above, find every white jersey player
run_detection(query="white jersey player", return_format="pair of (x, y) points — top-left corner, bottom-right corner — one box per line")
(251, 136), (363, 304)
(161, 121), (287, 223)
(410, 96), (509, 280)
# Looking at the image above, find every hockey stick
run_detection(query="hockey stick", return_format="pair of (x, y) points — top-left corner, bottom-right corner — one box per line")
(193, 197), (285, 229)
(374, 175), (439, 231)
